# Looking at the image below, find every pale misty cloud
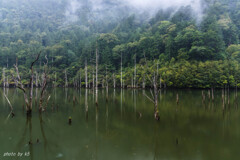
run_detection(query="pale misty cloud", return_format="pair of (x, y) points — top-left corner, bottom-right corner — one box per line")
(65, 0), (205, 23)
(65, 0), (82, 22)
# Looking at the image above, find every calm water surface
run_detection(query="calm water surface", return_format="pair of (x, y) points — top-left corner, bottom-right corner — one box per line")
(0, 88), (240, 160)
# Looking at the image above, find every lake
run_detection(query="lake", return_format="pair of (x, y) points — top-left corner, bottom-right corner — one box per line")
(0, 88), (240, 160)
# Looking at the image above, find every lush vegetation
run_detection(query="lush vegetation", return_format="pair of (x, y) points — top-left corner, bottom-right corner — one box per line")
(1, 0), (240, 88)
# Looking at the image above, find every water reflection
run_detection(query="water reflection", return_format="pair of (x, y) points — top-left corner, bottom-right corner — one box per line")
(85, 89), (88, 120)
(0, 88), (240, 160)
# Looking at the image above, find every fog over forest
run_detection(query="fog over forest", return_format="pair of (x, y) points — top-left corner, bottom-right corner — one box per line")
(65, 0), (205, 23)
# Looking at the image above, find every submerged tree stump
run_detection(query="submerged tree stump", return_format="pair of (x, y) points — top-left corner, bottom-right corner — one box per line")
(68, 117), (72, 125)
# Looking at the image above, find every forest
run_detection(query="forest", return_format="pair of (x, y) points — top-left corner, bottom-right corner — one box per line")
(1, 0), (240, 89)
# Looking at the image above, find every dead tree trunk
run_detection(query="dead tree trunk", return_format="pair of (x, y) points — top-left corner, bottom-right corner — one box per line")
(35, 71), (38, 87)
(65, 69), (68, 88)
(4, 92), (15, 117)
(88, 74), (91, 88)
(106, 68), (108, 88)
(143, 60), (160, 120)
(105, 67), (109, 102)
(142, 74), (145, 89)
(160, 75), (162, 89)
(96, 44), (98, 105)
(13, 52), (41, 116)
(121, 52), (123, 88)
(6, 57), (9, 87)
(134, 54), (136, 88)
(79, 71), (81, 88)
(153, 71), (159, 120)
(85, 89), (88, 119)
(54, 72), (57, 87)
(93, 74), (95, 89)
(131, 75), (133, 88)
(113, 73), (116, 89)
(211, 87), (214, 101)
(85, 59), (88, 89)
(2, 68), (6, 88)
(39, 56), (49, 111)
(6, 75), (9, 88)
(13, 67), (29, 113)
(29, 53), (41, 113)
(102, 79), (105, 88)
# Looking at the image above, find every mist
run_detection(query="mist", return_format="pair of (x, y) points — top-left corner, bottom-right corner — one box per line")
(65, 0), (82, 22)
(65, 0), (206, 24)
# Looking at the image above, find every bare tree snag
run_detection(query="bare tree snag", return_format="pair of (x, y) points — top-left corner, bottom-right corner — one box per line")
(54, 72), (57, 87)
(159, 75), (162, 89)
(88, 74), (91, 88)
(134, 54), (136, 88)
(131, 75), (133, 88)
(29, 53), (41, 112)
(93, 74), (95, 89)
(96, 43), (98, 105)
(3, 92), (15, 117)
(85, 89), (88, 120)
(106, 67), (109, 102)
(85, 59), (88, 89)
(79, 71), (81, 88)
(142, 74), (145, 89)
(142, 59), (160, 121)
(43, 95), (51, 110)
(39, 56), (49, 112)
(14, 60), (30, 113)
(6, 75), (9, 88)
(65, 69), (68, 88)
(211, 87), (214, 101)
(12, 52), (41, 115)
(121, 52), (123, 88)
(113, 73), (116, 89)
(2, 68), (6, 88)
(35, 71), (38, 87)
